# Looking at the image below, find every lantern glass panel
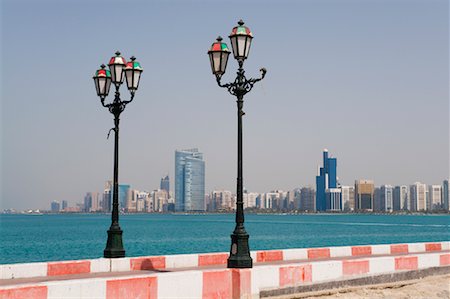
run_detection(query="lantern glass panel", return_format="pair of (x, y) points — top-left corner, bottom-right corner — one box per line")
(230, 36), (238, 58)
(220, 52), (229, 73)
(209, 52), (215, 74)
(237, 35), (247, 58)
(105, 77), (112, 95)
(245, 37), (252, 58)
(213, 52), (221, 74)
(113, 64), (125, 84)
(132, 71), (141, 89)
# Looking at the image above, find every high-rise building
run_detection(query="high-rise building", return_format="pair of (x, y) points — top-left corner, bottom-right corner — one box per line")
(152, 189), (169, 212)
(410, 182), (427, 211)
(393, 186), (409, 211)
(300, 187), (315, 211)
(326, 188), (342, 211)
(355, 180), (374, 211)
(316, 149), (338, 211)
(61, 200), (68, 210)
(428, 185), (442, 210)
(102, 189), (112, 213)
(379, 185), (394, 212)
(211, 190), (233, 211)
(51, 201), (60, 212)
(244, 192), (258, 209)
(443, 180), (449, 211)
(175, 148), (206, 211)
(84, 193), (93, 212)
(160, 175), (170, 194)
(341, 186), (355, 211)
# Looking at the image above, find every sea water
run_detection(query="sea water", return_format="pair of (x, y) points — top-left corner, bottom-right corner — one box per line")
(0, 213), (449, 264)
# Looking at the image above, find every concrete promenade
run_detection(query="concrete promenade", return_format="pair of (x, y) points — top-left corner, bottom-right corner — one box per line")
(0, 241), (449, 298)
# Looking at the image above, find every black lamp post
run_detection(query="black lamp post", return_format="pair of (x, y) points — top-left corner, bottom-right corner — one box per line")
(93, 52), (143, 258)
(208, 20), (266, 268)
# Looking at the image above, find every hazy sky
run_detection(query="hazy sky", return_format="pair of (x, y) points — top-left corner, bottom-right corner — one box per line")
(1, 0), (448, 210)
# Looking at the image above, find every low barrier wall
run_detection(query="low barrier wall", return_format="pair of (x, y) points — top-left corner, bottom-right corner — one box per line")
(1, 241), (448, 280)
(1, 250), (449, 299)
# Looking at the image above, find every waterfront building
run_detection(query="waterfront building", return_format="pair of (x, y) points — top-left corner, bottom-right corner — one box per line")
(355, 180), (374, 211)
(211, 190), (233, 211)
(393, 186), (409, 211)
(102, 181), (130, 210)
(380, 185), (394, 212)
(428, 185), (442, 210)
(102, 189), (111, 213)
(61, 200), (68, 210)
(300, 187), (315, 211)
(160, 175), (170, 194)
(316, 149), (338, 211)
(152, 189), (169, 212)
(175, 148), (206, 211)
(326, 188), (342, 211)
(292, 188), (302, 210)
(50, 201), (60, 212)
(340, 186), (355, 211)
(410, 182), (427, 211)
(243, 192), (258, 209)
(443, 180), (449, 211)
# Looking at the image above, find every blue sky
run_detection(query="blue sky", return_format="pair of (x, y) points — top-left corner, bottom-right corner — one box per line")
(1, 0), (448, 210)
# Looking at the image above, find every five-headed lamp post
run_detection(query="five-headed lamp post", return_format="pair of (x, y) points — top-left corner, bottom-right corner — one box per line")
(208, 20), (266, 268)
(92, 52), (143, 258)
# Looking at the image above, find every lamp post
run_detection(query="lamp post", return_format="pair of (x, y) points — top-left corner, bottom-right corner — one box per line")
(93, 51), (143, 258)
(208, 20), (266, 268)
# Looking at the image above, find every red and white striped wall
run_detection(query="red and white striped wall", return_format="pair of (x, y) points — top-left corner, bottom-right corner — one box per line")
(1, 241), (447, 280)
(1, 250), (449, 299)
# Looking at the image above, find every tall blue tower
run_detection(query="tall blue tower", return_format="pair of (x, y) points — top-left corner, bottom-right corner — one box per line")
(316, 149), (338, 211)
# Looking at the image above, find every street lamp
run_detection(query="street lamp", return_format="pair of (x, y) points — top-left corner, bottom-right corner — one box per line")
(208, 20), (266, 268)
(93, 51), (143, 258)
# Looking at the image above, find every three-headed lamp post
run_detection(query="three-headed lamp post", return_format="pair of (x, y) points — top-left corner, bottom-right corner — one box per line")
(208, 20), (266, 268)
(92, 52), (143, 258)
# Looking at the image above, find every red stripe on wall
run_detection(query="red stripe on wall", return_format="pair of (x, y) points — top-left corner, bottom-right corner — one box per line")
(279, 264), (312, 287)
(425, 243), (442, 252)
(232, 269), (251, 299)
(390, 244), (408, 254)
(198, 253), (228, 266)
(343, 260), (369, 276)
(47, 261), (90, 276)
(257, 250), (283, 262)
(351, 246), (372, 256)
(395, 256), (418, 270)
(440, 254), (450, 266)
(0, 286), (47, 299)
(130, 256), (166, 270)
(202, 270), (231, 299)
(106, 276), (157, 299)
(307, 248), (330, 259)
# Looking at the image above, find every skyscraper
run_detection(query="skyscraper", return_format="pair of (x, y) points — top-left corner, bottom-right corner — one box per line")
(355, 180), (374, 211)
(443, 180), (449, 211)
(316, 149), (338, 212)
(160, 175), (170, 194)
(410, 182), (427, 211)
(393, 186), (409, 211)
(51, 201), (60, 212)
(428, 185), (442, 210)
(175, 148), (205, 211)
(341, 186), (355, 211)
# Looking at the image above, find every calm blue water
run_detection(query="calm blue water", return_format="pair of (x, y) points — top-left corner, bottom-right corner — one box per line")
(0, 214), (449, 264)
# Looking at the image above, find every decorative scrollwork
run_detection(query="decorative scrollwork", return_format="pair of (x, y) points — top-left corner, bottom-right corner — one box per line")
(216, 67), (267, 98)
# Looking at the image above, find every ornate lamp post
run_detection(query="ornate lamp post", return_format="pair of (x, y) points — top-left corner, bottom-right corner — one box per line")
(93, 52), (143, 258)
(208, 20), (266, 268)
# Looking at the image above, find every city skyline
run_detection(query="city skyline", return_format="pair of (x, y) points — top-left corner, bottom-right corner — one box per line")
(2, 0), (448, 210)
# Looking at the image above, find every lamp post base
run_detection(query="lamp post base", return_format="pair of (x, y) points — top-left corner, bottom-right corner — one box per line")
(227, 232), (252, 268)
(104, 227), (125, 258)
